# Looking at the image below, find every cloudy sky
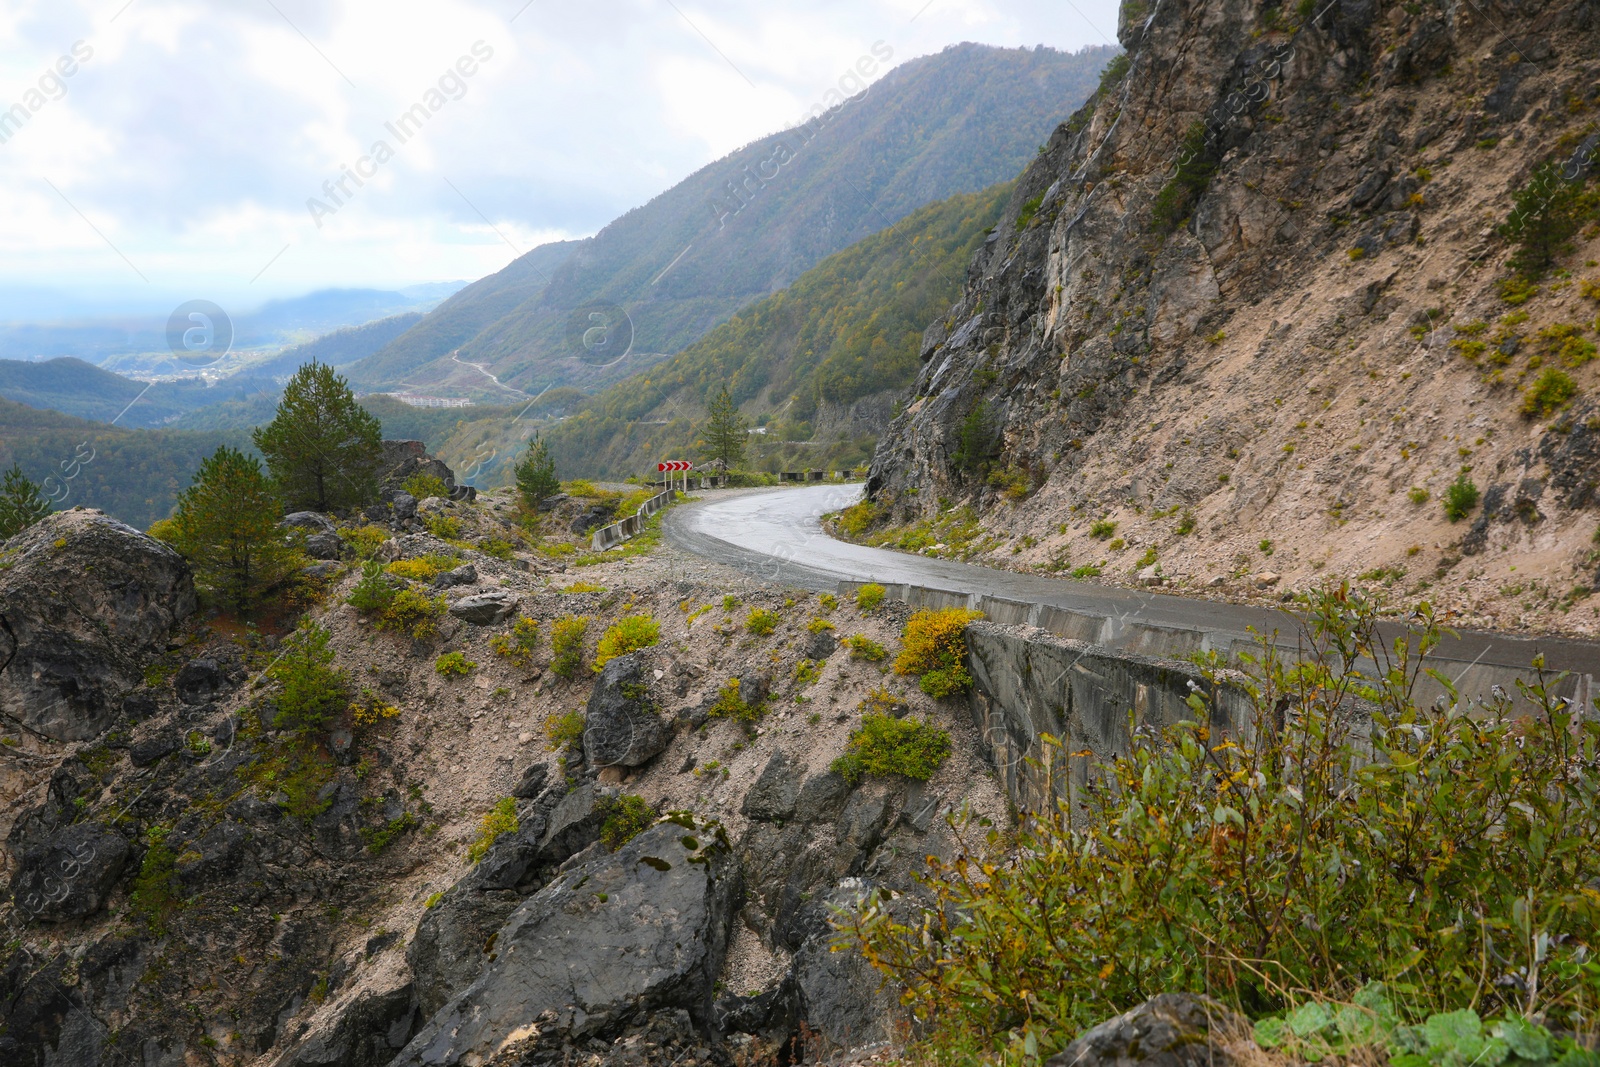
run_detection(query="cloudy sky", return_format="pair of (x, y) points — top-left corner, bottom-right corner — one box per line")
(0, 0), (1120, 316)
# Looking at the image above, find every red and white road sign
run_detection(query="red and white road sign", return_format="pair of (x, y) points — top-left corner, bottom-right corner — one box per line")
(657, 461), (692, 472)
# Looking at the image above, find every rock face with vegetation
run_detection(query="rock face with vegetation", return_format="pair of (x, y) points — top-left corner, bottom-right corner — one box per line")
(0, 508), (196, 741)
(865, 0), (1600, 634)
(0, 459), (1007, 1066)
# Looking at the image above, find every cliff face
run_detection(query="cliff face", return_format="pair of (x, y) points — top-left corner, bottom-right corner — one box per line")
(867, 0), (1600, 634)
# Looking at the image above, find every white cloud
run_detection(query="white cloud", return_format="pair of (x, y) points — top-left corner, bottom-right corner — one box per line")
(0, 0), (1120, 304)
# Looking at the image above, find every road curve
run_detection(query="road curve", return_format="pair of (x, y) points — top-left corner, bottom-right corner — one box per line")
(663, 485), (1600, 681)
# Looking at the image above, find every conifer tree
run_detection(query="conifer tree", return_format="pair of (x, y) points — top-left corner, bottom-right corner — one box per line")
(697, 387), (747, 468)
(0, 464), (52, 540)
(165, 447), (298, 613)
(252, 361), (383, 511)
(514, 433), (561, 508)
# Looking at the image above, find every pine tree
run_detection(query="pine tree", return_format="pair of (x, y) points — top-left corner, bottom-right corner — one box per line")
(0, 464), (52, 540)
(252, 361), (383, 511)
(165, 447), (299, 613)
(1502, 161), (1583, 279)
(514, 434), (561, 508)
(697, 387), (747, 468)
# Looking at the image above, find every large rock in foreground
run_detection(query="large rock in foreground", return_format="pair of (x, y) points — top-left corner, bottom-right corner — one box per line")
(0, 509), (196, 741)
(583, 652), (670, 768)
(393, 817), (739, 1066)
(1043, 994), (1248, 1067)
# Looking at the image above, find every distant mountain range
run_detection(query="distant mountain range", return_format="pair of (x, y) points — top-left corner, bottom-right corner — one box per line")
(346, 42), (1119, 400)
(0, 284), (464, 372)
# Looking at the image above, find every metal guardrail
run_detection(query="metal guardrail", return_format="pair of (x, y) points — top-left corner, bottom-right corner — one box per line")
(779, 469), (861, 483)
(590, 490), (677, 552)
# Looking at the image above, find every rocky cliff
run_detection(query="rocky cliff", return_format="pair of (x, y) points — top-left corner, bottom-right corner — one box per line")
(866, 0), (1600, 634)
(0, 479), (1006, 1065)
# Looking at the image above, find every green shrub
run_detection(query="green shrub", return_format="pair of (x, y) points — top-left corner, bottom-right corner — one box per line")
(599, 794), (655, 850)
(594, 614), (660, 670)
(128, 826), (179, 933)
(401, 472), (450, 500)
(550, 615), (590, 678)
(806, 616), (836, 634)
(1408, 486), (1430, 506)
(746, 607), (779, 635)
(423, 512), (462, 540)
(1443, 471), (1481, 522)
(844, 633), (889, 662)
(845, 587), (1600, 1062)
(818, 593), (838, 611)
(467, 797), (518, 863)
(360, 813), (417, 855)
(894, 608), (983, 697)
(386, 553), (457, 581)
(434, 651), (475, 677)
(1152, 120), (1218, 232)
(339, 525), (389, 561)
(266, 621), (349, 732)
(1174, 510), (1196, 535)
(1522, 368), (1577, 418)
(856, 583), (886, 611)
(722, 594), (739, 612)
(347, 561), (397, 615)
(489, 616), (540, 667)
(1089, 519), (1116, 539)
(830, 713), (951, 786)
(1500, 161), (1585, 279)
(709, 678), (762, 722)
(545, 709), (584, 750)
(380, 587), (447, 639)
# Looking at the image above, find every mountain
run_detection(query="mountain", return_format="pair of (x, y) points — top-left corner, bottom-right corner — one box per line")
(347, 42), (1119, 400)
(531, 182), (1013, 480)
(0, 397), (248, 528)
(0, 285), (462, 369)
(245, 312), (424, 380)
(862, 0), (1600, 636)
(0, 357), (280, 430)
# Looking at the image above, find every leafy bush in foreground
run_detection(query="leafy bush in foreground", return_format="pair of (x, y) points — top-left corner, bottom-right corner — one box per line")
(594, 614), (660, 670)
(845, 586), (1600, 1064)
(894, 607), (984, 697)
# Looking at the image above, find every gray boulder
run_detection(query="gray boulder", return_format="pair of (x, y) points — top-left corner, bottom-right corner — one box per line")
(393, 818), (738, 1065)
(741, 751), (800, 822)
(0, 509), (196, 741)
(175, 657), (224, 705)
(583, 653), (670, 768)
(432, 563), (478, 590)
(805, 629), (838, 660)
(378, 439), (458, 497)
(272, 976), (419, 1067)
(391, 491), (418, 520)
(447, 591), (518, 626)
(9, 822), (131, 922)
(790, 880), (901, 1052)
(1042, 994), (1247, 1067)
(282, 511), (336, 534)
(303, 532), (346, 561)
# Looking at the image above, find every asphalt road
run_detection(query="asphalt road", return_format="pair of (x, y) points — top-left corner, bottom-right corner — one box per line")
(663, 484), (1600, 682)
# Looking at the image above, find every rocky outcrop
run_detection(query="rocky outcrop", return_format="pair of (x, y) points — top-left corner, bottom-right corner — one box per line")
(9, 823), (131, 922)
(862, 0), (1600, 630)
(448, 591), (519, 625)
(1043, 994), (1248, 1067)
(583, 653), (670, 768)
(393, 817), (739, 1066)
(0, 509), (196, 741)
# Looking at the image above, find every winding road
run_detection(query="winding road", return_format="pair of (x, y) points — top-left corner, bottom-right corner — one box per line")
(663, 485), (1600, 687)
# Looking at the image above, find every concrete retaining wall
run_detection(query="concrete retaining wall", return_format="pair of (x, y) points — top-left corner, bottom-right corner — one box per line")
(837, 579), (1597, 808)
(590, 491), (676, 552)
(964, 621), (1254, 813)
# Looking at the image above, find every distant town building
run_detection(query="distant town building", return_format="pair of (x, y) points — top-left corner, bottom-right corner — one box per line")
(382, 393), (473, 408)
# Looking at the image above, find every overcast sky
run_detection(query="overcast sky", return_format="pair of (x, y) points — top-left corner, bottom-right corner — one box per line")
(0, 0), (1120, 315)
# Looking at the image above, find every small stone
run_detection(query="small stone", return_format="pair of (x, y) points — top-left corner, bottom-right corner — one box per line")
(1138, 564), (1162, 586)
(518, 732), (534, 744)
(1255, 571), (1282, 588)
(1206, 575), (1226, 587)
